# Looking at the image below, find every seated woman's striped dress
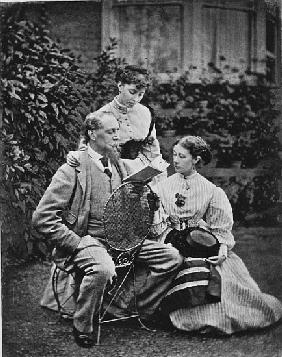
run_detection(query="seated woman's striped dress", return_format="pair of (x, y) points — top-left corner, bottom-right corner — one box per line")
(152, 172), (282, 334)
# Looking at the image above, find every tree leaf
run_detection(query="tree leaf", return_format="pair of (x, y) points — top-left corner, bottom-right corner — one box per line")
(38, 94), (47, 102)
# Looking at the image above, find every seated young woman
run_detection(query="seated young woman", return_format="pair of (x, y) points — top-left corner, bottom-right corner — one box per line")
(150, 135), (282, 335)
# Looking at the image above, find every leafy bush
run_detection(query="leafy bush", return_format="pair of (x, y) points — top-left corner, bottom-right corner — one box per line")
(1, 13), (93, 257)
(209, 175), (280, 225)
(154, 114), (177, 133)
(88, 38), (127, 110)
(146, 71), (280, 167)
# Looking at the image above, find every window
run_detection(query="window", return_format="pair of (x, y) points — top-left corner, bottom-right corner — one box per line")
(102, 0), (281, 83)
(201, 4), (252, 73)
(109, 2), (183, 73)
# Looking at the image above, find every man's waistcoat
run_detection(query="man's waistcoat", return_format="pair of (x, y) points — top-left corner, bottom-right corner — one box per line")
(87, 160), (122, 238)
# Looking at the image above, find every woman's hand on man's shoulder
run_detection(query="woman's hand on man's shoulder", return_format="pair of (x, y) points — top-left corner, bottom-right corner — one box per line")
(67, 150), (81, 167)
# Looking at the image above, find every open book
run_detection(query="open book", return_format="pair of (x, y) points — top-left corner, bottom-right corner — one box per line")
(123, 156), (169, 184)
(123, 165), (162, 184)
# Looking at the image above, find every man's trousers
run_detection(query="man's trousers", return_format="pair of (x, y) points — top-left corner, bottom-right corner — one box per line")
(41, 236), (183, 334)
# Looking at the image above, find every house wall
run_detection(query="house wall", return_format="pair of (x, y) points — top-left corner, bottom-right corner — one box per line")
(5, 0), (279, 80)
(47, 1), (101, 73)
(102, 0), (271, 79)
(22, 1), (102, 72)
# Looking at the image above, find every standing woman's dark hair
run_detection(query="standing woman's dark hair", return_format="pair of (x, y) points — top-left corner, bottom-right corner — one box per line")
(174, 136), (212, 165)
(115, 65), (151, 89)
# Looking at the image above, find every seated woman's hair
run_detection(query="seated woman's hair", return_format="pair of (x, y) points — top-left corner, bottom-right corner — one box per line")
(80, 111), (114, 143)
(175, 136), (212, 165)
(115, 65), (151, 89)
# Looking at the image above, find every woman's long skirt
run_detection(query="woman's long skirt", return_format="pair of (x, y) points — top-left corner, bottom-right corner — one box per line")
(169, 251), (282, 334)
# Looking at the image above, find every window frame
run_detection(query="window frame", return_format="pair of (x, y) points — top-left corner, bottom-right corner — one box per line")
(265, 11), (281, 86)
(103, 0), (185, 79)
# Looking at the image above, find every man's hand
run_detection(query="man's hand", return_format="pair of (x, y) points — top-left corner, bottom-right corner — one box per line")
(147, 191), (160, 211)
(205, 243), (227, 266)
(144, 135), (155, 146)
(76, 235), (96, 250)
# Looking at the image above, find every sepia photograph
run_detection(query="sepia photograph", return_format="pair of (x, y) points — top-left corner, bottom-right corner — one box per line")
(1, 0), (282, 356)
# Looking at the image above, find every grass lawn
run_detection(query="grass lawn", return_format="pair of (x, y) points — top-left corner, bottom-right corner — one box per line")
(2, 227), (282, 357)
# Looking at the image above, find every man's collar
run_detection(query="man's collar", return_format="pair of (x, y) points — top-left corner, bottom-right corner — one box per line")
(87, 144), (112, 171)
(87, 144), (103, 161)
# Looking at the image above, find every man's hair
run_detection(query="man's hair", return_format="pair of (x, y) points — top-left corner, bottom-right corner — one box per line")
(174, 136), (212, 165)
(81, 111), (115, 143)
(115, 65), (151, 89)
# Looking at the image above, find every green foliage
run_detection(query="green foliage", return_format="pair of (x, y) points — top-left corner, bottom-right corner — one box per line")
(147, 76), (180, 109)
(154, 113), (176, 132)
(146, 71), (280, 167)
(210, 175), (280, 225)
(1, 14), (93, 257)
(88, 38), (127, 110)
(147, 70), (280, 223)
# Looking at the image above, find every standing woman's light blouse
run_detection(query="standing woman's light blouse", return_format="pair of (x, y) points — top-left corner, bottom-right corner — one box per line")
(98, 98), (161, 162)
(152, 172), (235, 249)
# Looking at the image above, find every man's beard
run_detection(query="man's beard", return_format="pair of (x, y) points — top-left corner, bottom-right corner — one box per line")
(103, 144), (121, 164)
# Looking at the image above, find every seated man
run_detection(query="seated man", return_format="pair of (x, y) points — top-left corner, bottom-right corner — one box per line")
(32, 111), (183, 348)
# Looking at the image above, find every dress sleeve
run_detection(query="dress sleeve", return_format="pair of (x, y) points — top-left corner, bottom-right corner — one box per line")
(138, 138), (160, 163)
(139, 109), (161, 161)
(205, 187), (235, 249)
(149, 182), (170, 241)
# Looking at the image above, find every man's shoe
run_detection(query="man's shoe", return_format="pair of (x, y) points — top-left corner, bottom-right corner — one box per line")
(73, 326), (95, 348)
